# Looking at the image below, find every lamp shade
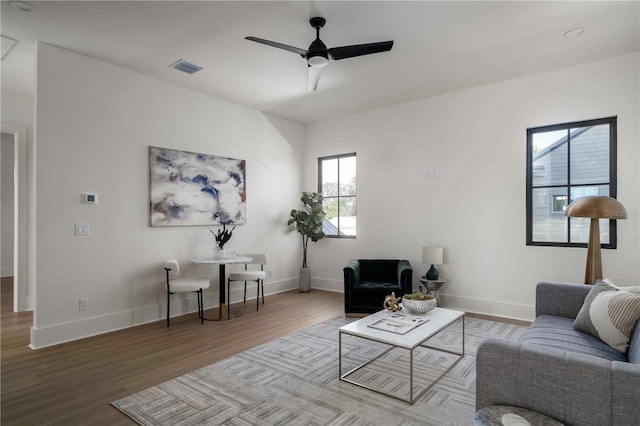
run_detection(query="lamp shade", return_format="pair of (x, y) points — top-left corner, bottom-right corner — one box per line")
(565, 196), (628, 219)
(422, 247), (443, 265)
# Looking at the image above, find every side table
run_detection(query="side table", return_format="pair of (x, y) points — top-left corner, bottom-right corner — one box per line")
(419, 278), (446, 306)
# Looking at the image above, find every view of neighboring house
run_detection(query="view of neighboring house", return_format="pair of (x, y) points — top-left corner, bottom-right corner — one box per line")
(531, 125), (612, 243)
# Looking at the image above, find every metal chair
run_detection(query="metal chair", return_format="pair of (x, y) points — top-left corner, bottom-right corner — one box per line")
(164, 259), (210, 327)
(227, 254), (267, 316)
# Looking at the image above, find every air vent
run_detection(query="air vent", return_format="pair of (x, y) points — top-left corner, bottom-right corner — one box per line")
(169, 59), (203, 75)
(1, 35), (18, 60)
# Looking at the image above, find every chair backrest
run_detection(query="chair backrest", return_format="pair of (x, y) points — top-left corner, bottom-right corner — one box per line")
(164, 259), (180, 276)
(240, 253), (267, 267)
(359, 259), (399, 282)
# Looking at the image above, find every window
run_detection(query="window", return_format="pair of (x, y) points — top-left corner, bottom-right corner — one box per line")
(318, 153), (356, 238)
(526, 117), (617, 247)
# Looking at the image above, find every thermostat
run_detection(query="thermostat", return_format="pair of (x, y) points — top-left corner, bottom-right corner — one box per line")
(82, 193), (98, 204)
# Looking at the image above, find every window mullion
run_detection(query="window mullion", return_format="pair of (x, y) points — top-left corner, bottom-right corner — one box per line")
(336, 158), (341, 234)
(567, 129), (572, 244)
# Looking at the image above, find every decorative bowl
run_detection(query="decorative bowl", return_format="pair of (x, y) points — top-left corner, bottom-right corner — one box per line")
(402, 296), (437, 314)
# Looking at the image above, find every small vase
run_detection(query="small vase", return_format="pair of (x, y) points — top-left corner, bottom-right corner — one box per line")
(215, 248), (226, 260)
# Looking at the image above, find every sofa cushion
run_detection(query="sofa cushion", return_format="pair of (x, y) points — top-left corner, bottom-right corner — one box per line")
(522, 315), (627, 362)
(573, 279), (640, 353)
(351, 281), (403, 309)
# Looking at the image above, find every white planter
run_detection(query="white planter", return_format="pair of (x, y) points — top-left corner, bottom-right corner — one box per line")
(299, 267), (311, 292)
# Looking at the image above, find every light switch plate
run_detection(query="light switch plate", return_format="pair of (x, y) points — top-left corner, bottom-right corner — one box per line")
(75, 223), (89, 235)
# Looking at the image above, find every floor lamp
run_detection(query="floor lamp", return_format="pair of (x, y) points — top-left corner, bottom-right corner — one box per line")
(565, 195), (627, 284)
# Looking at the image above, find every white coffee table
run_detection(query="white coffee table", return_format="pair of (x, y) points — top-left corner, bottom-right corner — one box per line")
(339, 307), (465, 405)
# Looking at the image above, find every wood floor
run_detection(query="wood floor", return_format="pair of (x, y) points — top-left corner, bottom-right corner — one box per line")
(1, 277), (344, 425)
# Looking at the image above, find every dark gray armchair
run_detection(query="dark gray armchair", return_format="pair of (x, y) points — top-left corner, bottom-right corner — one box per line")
(343, 259), (413, 316)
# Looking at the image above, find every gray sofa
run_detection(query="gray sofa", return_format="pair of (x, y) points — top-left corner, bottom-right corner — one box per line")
(476, 281), (640, 426)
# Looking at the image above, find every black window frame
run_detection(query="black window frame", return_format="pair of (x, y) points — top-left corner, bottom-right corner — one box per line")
(318, 152), (357, 239)
(526, 116), (617, 248)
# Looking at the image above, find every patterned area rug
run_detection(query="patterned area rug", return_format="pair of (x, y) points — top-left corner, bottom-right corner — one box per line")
(113, 316), (526, 425)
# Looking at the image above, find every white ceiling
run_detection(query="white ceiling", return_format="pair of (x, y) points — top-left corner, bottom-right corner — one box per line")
(1, 1), (638, 124)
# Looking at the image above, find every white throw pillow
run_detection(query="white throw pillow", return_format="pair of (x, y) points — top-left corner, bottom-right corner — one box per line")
(574, 279), (640, 353)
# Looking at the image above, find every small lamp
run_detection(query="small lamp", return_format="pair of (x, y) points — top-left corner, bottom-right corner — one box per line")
(565, 195), (627, 284)
(422, 247), (444, 280)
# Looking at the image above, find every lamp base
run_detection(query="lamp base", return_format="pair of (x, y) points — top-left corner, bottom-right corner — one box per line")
(425, 264), (439, 281)
(585, 217), (603, 284)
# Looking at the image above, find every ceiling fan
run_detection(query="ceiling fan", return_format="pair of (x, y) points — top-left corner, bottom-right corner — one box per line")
(246, 17), (393, 91)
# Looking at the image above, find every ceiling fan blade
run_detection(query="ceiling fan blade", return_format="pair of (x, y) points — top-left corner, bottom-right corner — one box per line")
(328, 41), (393, 60)
(307, 66), (322, 91)
(245, 37), (307, 57)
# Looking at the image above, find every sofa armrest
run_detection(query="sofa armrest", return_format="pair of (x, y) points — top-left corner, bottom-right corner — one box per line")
(477, 338), (623, 426)
(612, 361), (640, 425)
(343, 260), (360, 293)
(397, 260), (413, 294)
(535, 281), (591, 319)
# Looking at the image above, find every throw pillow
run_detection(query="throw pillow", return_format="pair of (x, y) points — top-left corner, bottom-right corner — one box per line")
(574, 279), (640, 353)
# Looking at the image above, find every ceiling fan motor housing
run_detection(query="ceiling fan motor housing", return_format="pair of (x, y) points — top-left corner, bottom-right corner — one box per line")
(307, 17), (329, 67)
(307, 38), (329, 67)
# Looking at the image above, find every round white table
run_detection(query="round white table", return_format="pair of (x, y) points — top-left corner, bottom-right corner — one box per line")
(192, 256), (252, 320)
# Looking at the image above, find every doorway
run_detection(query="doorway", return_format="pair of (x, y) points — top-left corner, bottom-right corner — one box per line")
(1, 125), (29, 312)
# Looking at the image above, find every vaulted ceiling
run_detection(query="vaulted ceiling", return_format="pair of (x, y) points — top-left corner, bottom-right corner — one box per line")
(2, 1), (638, 124)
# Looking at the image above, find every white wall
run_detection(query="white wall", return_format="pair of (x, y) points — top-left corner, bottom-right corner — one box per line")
(305, 52), (640, 321)
(32, 43), (304, 348)
(1, 134), (14, 277)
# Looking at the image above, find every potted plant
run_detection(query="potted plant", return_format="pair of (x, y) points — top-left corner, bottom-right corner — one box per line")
(287, 192), (325, 292)
(209, 224), (235, 259)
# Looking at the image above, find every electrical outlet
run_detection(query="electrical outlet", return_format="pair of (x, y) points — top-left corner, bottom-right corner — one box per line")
(268, 269), (273, 277)
(79, 297), (88, 311)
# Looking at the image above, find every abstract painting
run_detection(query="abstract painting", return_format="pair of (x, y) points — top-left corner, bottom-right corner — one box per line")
(149, 146), (246, 226)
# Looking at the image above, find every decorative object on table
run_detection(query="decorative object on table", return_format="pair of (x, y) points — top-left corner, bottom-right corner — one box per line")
(402, 292), (437, 314)
(383, 291), (402, 312)
(419, 278), (446, 307)
(422, 246), (444, 280)
(287, 192), (325, 292)
(209, 224), (235, 259)
(473, 406), (564, 426)
(565, 196), (627, 284)
(149, 146), (246, 226)
(366, 313), (428, 335)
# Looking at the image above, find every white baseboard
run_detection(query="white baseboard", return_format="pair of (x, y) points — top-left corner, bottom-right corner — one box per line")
(439, 293), (535, 322)
(301, 278), (535, 322)
(29, 278), (299, 350)
(309, 277), (343, 293)
(1, 267), (13, 277)
(27, 277), (533, 350)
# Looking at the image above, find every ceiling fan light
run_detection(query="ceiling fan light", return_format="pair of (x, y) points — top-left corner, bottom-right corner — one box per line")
(308, 55), (328, 68)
